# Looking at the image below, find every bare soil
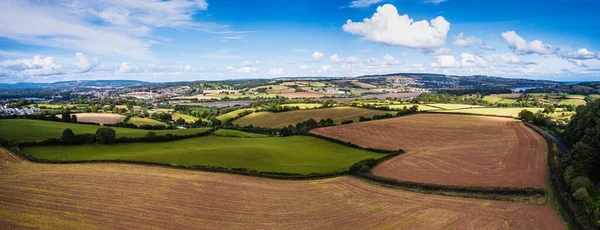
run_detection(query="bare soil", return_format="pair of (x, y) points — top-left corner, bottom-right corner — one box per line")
(0, 149), (562, 229)
(311, 114), (548, 188)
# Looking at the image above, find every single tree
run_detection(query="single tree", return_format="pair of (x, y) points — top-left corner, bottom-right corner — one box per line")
(96, 127), (116, 144)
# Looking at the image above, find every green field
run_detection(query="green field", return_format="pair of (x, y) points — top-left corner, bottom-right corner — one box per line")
(232, 107), (394, 128)
(280, 103), (322, 109)
(483, 95), (505, 104)
(171, 113), (199, 122)
(431, 107), (545, 118)
(0, 119), (211, 142)
(22, 135), (384, 174)
(126, 117), (168, 127)
(216, 108), (254, 121)
(213, 129), (269, 138)
(558, 99), (587, 106)
(496, 98), (518, 105)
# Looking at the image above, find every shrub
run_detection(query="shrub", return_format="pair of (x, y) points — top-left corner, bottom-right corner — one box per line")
(573, 187), (592, 204)
(76, 134), (96, 144)
(60, 128), (78, 145)
(96, 127), (116, 144)
(340, 120), (353, 125)
(145, 132), (158, 141)
(571, 176), (596, 194)
(349, 158), (378, 174)
(563, 166), (575, 184)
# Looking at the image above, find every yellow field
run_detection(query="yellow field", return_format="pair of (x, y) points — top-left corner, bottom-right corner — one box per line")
(428, 104), (484, 110)
(248, 85), (295, 94)
(431, 107), (544, 118)
(216, 108), (254, 121)
(558, 99), (587, 106)
(280, 103), (323, 109)
(171, 113), (199, 122)
(232, 107), (394, 128)
(127, 117), (169, 127)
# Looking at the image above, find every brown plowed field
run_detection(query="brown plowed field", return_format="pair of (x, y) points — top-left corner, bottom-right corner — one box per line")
(311, 114), (547, 188)
(0, 149), (562, 229)
(73, 113), (126, 125)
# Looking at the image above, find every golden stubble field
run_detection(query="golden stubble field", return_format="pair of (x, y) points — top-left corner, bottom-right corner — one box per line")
(311, 114), (548, 188)
(0, 149), (562, 229)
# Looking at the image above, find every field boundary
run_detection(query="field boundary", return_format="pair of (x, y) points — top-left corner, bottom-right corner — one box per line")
(524, 122), (595, 230)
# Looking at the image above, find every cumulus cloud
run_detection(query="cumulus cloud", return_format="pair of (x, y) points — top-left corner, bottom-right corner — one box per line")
(118, 62), (142, 73)
(73, 53), (99, 72)
(422, 47), (452, 56)
(430, 53), (487, 68)
(267, 68), (284, 75)
(342, 4), (450, 48)
(479, 44), (495, 51)
(312, 51), (324, 61)
(561, 48), (598, 60)
(0, 55), (63, 76)
(318, 65), (331, 73)
(330, 54), (343, 63)
(452, 33), (482, 47)
(226, 66), (258, 73)
(346, 56), (360, 63)
(348, 0), (384, 8)
(298, 65), (309, 70)
(501, 31), (555, 55)
(383, 53), (400, 65)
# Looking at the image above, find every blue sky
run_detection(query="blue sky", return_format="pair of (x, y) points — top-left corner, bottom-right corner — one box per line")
(0, 0), (599, 83)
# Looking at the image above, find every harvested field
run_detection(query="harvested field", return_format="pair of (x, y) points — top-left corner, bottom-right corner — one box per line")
(359, 92), (422, 100)
(233, 107), (393, 128)
(74, 113), (126, 125)
(427, 103), (484, 110)
(280, 103), (322, 109)
(277, 92), (326, 99)
(126, 117), (168, 127)
(173, 94), (220, 100)
(0, 149), (563, 229)
(311, 114), (548, 188)
(491, 93), (523, 99)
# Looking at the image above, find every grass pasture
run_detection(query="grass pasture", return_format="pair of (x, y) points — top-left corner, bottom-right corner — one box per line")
(0, 149), (563, 229)
(171, 113), (199, 122)
(557, 99), (587, 106)
(431, 107), (544, 118)
(22, 135), (384, 174)
(232, 107), (394, 128)
(213, 129), (269, 138)
(0, 119), (211, 142)
(483, 95), (505, 104)
(311, 114), (548, 188)
(384, 104), (439, 111)
(126, 117), (169, 127)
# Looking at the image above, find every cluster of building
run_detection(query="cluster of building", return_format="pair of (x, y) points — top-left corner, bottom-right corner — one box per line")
(0, 105), (41, 116)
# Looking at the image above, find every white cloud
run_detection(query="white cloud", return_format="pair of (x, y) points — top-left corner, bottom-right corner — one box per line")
(0, 55), (63, 76)
(318, 65), (331, 73)
(226, 66), (258, 73)
(298, 65), (309, 70)
(312, 51), (324, 61)
(479, 44), (495, 50)
(561, 48), (598, 60)
(267, 68), (284, 75)
(383, 53), (400, 65)
(73, 53), (99, 72)
(424, 0), (448, 4)
(348, 0), (384, 8)
(346, 56), (360, 63)
(422, 47), (452, 56)
(330, 54), (343, 63)
(452, 32), (482, 47)
(342, 4), (450, 48)
(430, 53), (487, 68)
(501, 31), (555, 55)
(0, 0), (215, 60)
(118, 62), (142, 73)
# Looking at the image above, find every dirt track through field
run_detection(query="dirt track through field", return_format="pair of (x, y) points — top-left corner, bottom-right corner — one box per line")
(311, 114), (548, 188)
(0, 149), (562, 229)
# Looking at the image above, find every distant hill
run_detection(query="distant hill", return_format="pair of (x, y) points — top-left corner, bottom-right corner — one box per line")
(0, 80), (154, 89)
